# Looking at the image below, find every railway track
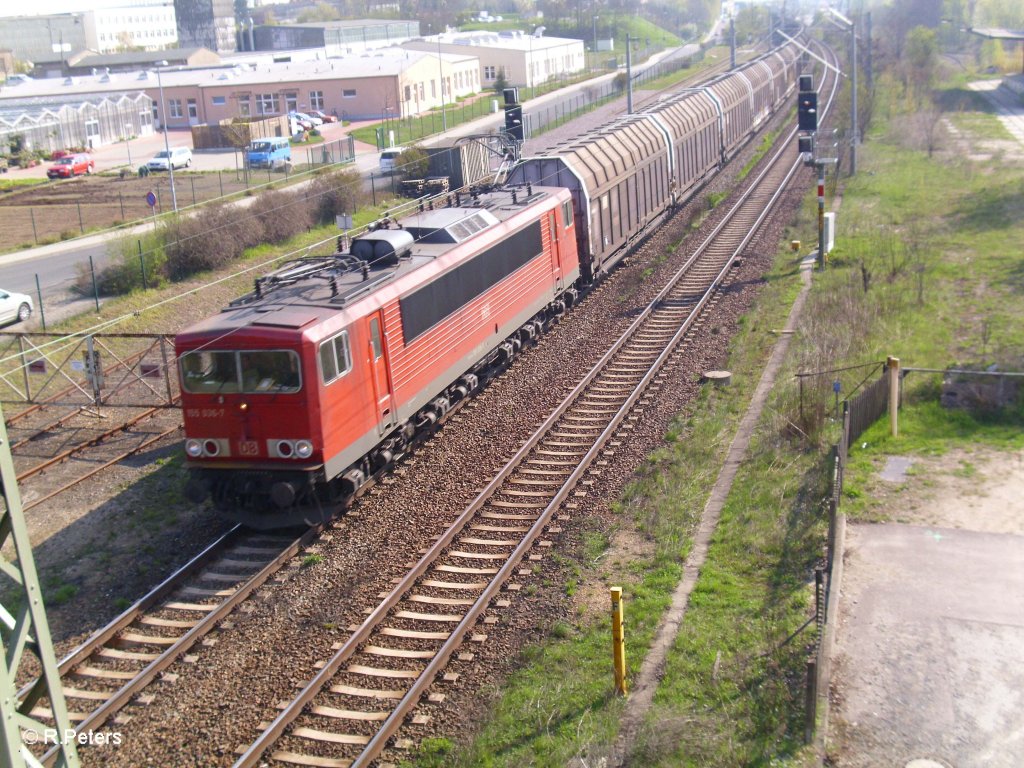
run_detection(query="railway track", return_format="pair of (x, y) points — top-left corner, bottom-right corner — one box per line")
(18, 42), (837, 767)
(231, 77), (821, 767)
(24, 524), (323, 766)
(1, 334), (183, 509)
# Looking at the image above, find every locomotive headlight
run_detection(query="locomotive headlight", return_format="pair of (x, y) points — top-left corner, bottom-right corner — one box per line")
(185, 439), (203, 458)
(295, 440), (313, 459)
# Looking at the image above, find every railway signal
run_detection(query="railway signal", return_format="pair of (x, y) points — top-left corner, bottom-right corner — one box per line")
(798, 91), (818, 132)
(503, 86), (524, 144)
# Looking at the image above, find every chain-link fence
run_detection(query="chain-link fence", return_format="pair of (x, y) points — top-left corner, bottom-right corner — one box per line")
(0, 136), (356, 251)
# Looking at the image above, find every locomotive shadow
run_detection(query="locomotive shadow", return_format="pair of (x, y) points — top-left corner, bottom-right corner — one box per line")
(12, 443), (234, 646)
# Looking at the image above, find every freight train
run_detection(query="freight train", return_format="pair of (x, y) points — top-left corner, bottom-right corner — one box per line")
(175, 40), (802, 529)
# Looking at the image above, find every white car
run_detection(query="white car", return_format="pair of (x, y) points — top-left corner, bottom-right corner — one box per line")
(379, 147), (406, 173)
(294, 111), (323, 127)
(147, 146), (193, 171)
(0, 289), (33, 325)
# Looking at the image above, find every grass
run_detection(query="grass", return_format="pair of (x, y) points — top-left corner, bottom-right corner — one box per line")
(417, 62), (1024, 768)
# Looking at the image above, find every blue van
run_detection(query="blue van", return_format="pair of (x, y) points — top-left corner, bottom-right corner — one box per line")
(247, 137), (292, 170)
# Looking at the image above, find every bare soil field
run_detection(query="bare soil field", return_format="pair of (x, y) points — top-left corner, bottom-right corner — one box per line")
(0, 170), (258, 249)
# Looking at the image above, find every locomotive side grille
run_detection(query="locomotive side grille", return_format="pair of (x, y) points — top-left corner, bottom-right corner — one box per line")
(399, 221), (543, 345)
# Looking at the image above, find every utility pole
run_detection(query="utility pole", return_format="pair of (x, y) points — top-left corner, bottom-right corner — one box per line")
(626, 34), (633, 114)
(0, 403), (80, 768)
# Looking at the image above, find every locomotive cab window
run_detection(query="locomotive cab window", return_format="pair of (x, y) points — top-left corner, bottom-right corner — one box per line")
(240, 350), (301, 393)
(180, 350), (240, 394)
(180, 350), (300, 394)
(319, 331), (352, 385)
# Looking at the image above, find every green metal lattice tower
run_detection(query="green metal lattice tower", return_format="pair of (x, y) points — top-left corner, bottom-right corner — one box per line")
(0, 402), (79, 768)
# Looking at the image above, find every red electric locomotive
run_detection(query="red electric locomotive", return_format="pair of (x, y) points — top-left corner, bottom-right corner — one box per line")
(176, 184), (580, 528)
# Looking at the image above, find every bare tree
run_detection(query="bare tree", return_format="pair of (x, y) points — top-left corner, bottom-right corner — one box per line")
(907, 97), (945, 157)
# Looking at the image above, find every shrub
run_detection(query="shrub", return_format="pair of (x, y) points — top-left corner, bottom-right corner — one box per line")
(307, 168), (366, 225)
(400, 145), (430, 180)
(164, 203), (251, 280)
(248, 188), (311, 243)
(80, 232), (168, 296)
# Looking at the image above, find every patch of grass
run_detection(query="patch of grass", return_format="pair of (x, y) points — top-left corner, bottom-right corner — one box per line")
(48, 583), (79, 606)
(402, 737), (454, 768)
(301, 553), (323, 567)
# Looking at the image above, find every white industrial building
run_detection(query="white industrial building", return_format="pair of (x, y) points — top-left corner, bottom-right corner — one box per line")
(402, 30), (586, 92)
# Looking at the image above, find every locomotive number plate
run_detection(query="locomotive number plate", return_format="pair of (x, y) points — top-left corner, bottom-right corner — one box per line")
(238, 440), (260, 456)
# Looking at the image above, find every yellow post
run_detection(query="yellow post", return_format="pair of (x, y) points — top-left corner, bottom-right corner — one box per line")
(611, 586), (628, 696)
(887, 356), (900, 438)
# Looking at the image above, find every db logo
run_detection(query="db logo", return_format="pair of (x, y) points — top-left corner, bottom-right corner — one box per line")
(238, 440), (259, 456)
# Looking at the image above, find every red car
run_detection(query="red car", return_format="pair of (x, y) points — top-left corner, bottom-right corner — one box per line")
(309, 109), (338, 123)
(47, 153), (94, 179)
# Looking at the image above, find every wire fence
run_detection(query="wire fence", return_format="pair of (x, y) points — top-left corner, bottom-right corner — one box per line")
(0, 136), (356, 250)
(804, 365), (892, 744)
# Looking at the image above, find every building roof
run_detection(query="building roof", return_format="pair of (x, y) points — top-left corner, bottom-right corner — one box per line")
(969, 27), (1024, 41)
(289, 19), (418, 31)
(0, 46), (475, 103)
(430, 30), (582, 52)
(72, 48), (218, 68)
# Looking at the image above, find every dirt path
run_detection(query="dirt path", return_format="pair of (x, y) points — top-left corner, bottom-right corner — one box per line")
(828, 447), (1024, 767)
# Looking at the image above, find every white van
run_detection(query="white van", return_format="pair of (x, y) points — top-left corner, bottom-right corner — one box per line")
(379, 147), (406, 173)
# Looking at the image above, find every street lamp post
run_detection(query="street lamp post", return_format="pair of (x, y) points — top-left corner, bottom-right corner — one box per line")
(826, 9), (858, 175)
(154, 60), (178, 213)
(437, 33), (446, 132)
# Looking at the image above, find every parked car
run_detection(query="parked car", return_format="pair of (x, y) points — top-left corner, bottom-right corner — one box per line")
(379, 147), (406, 173)
(246, 137), (292, 170)
(290, 111), (322, 128)
(309, 110), (337, 123)
(286, 112), (313, 130)
(147, 147), (192, 171)
(0, 289), (33, 325)
(46, 153), (94, 179)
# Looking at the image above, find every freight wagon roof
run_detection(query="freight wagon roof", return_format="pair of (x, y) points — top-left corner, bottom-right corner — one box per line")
(176, 186), (565, 344)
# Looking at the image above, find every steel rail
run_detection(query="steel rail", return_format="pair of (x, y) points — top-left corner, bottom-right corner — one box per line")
(31, 523), (323, 767)
(22, 422), (182, 512)
(14, 399), (181, 483)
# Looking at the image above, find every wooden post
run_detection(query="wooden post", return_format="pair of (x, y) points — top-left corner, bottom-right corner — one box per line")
(611, 587), (628, 696)
(887, 356), (900, 437)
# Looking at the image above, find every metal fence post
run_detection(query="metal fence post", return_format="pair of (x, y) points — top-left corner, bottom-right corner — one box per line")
(34, 274), (46, 331)
(191, 177), (196, 207)
(78, 201), (84, 233)
(30, 208), (38, 244)
(89, 255), (100, 311)
(805, 657), (817, 743)
(219, 170), (224, 198)
(138, 240), (148, 290)
(119, 191), (125, 221)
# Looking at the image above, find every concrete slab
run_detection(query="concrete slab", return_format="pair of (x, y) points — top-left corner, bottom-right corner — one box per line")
(879, 456), (913, 483)
(831, 522), (1024, 767)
